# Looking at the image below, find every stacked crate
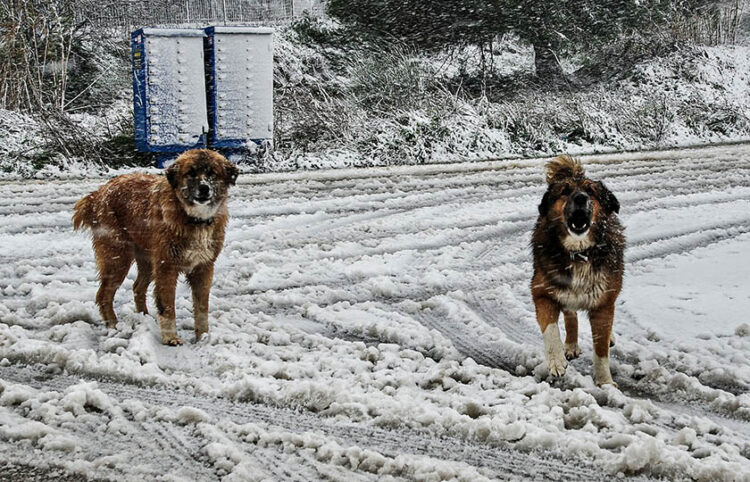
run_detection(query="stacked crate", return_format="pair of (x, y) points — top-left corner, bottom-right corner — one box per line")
(131, 28), (209, 160)
(204, 27), (274, 151)
(131, 26), (273, 166)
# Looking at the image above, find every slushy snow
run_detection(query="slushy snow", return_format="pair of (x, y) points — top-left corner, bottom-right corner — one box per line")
(1, 144), (749, 480)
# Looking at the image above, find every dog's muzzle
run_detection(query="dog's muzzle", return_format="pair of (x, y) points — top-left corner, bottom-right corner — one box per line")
(566, 192), (591, 235)
(192, 182), (213, 204)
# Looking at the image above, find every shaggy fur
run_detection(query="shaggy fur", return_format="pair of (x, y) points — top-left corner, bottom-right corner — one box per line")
(530, 155), (625, 386)
(545, 154), (585, 184)
(73, 149), (238, 345)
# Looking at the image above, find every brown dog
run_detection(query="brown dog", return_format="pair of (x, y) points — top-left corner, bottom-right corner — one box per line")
(531, 155), (624, 386)
(73, 149), (238, 345)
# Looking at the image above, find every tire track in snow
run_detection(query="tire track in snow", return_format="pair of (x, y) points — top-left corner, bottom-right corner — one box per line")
(461, 290), (540, 346)
(0, 211), (745, 338)
(210, 217), (745, 316)
(627, 224), (750, 264)
(4, 202), (731, 341)
(1, 364), (611, 481)
(1, 154), (746, 234)
(2, 145), (750, 480)
(412, 309), (520, 372)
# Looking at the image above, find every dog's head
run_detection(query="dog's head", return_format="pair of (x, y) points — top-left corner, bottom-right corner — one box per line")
(538, 155), (619, 249)
(165, 149), (239, 220)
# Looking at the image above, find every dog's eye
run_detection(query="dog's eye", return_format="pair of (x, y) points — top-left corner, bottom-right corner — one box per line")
(585, 185), (595, 195)
(561, 186), (572, 196)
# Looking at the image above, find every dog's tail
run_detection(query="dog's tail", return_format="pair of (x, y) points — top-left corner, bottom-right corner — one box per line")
(546, 155), (585, 184)
(72, 193), (96, 231)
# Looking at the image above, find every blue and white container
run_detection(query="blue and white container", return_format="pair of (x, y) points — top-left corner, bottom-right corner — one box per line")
(131, 28), (209, 159)
(204, 26), (274, 151)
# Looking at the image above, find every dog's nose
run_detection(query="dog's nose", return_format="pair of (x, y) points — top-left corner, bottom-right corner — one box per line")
(198, 184), (210, 197)
(573, 192), (589, 207)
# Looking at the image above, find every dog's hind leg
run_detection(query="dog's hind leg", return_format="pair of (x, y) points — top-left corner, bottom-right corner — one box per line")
(187, 264), (213, 342)
(563, 310), (581, 360)
(133, 250), (153, 315)
(94, 239), (134, 329)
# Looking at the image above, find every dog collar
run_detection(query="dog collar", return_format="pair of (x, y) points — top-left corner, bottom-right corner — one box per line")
(569, 249), (591, 262)
(187, 216), (214, 226)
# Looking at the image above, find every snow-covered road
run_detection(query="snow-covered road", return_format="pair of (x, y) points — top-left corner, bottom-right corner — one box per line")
(1, 145), (749, 481)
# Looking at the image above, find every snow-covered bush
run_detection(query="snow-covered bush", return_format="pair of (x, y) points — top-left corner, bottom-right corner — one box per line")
(349, 49), (437, 112)
(3, 14), (750, 177)
(0, 0), (137, 174)
(266, 20), (750, 171)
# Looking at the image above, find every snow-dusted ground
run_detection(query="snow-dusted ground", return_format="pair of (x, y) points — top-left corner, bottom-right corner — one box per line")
(1, 144), (749, 481)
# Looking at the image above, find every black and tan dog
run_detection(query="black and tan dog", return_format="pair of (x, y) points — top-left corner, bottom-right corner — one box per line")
(73, 149), (238, 345)
(531, 155), (624, 386)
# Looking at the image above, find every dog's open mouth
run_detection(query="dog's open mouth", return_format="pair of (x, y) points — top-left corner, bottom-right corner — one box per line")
(567, 210), (590, 235)
(193, 196), (211, 205)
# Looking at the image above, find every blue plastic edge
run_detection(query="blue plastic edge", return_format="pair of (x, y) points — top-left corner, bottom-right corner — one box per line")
(131, 29), (149, 152)
(203, 26), (219, 149)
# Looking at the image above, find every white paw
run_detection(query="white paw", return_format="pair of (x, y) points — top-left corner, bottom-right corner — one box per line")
(158, 316), (183, 346)
(564, 342), (581, 360)
(194, 330), (210, 343)
(161, 331), (183, 346)
(609, 332), (616, 347)
(543, 323), (567, 377)
(547, 352), (568, 377)
(593, 353), (617, 387)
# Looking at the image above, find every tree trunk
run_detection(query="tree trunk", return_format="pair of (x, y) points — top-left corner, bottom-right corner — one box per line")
(533, 42), (565, 82)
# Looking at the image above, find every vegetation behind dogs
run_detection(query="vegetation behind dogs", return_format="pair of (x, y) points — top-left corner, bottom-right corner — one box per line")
(1, 0), (749, 176)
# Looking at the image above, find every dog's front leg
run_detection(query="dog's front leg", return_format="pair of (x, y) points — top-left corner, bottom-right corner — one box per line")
(563, 310), (581, 360)
(589, 303), (616, 387)
(154, 266), (182, 346)
(533, 295), (566, 377)
(187, 264), (213, 342)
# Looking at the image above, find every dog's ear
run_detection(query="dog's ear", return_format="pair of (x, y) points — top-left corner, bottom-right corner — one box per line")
(538, 190), (551, 217)
(165, 163), (179, 189)
(596, 181), (619, 214)
(224, 160), (239, 186)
